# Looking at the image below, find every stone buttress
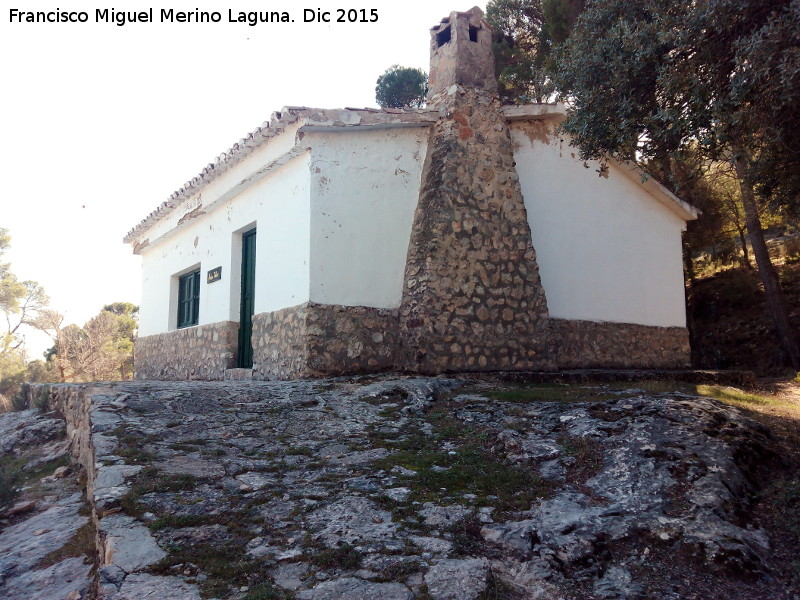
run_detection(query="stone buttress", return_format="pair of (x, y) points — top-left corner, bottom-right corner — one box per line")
(399, 7), (556, 373)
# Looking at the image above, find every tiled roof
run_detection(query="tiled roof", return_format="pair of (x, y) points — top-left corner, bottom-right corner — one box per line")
(123, 106), (439, 244)
(123, 101), (695, 245)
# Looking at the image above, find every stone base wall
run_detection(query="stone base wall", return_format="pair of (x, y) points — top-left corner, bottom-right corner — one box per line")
(252, 303), (400, 379)
(135, 313), (691, 380)
(134, 321), (238, 380)
(306, 304), (400, 376)
(551, 319), (691, 369)
(251, 305), (310, 380)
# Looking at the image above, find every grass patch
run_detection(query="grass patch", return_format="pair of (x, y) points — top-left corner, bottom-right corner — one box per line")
(169, 442), (199, 452)
(116, 447), (158, 464)
(378, 404), (401, 418)
(201, 447), (226, 457)
(149, 514), (217, 531)
(37, 520), (96, 568)
(149, 540), (271, 599)
(373, 494), (420, 524)
(447, 516), (488, 557)
(148, 507), (274, 598)
(285, 446), (313, 457)
(306, 542), (361, 570)
(374, 558), (423, 581)
(484, 384), (585, 403)
(373, 407), (547, 513)
(0, 453), (71, 509)
(262, 460), (292, 474)
(108, 427), (162, 464)
(243, 583), (294, 600)
(695, 384), (789, 409)
(118, 468), (198, 517)
(0, 457), (24, 509)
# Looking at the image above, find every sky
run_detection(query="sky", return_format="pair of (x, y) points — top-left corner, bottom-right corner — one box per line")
(1, 0), (486, 358)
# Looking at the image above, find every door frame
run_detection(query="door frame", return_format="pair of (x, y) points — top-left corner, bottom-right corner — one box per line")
(237, 228), (257, 368)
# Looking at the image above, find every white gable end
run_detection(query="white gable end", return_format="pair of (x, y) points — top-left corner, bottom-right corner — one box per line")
(308, 127), (429, 309)
(511, 120), (689, 328)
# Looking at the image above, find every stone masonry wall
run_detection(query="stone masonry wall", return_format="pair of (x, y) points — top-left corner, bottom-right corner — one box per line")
(399, 84), (556, 374)
(251, 305), (310, 380)
(305, 304), (400, 376)
(135, 321), (238, 380)
(552, 319), (691, 369)
(252, 303), (400, 379)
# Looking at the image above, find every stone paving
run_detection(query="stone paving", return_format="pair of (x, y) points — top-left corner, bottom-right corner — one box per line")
(2, 375), (786, 599)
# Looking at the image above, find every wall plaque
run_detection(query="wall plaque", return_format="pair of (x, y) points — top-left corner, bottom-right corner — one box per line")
(207, 267), (222, 283)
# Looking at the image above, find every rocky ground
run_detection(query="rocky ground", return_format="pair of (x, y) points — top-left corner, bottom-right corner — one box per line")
(1, 375), (798, 600)
(0, 409), (94, 599)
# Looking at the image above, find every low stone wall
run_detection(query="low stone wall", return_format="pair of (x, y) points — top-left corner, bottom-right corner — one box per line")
(20, 383), (95, 492)
(252, 303), (400, 379)
(551, 319), (691, 369)
(134, 321), (238, 380)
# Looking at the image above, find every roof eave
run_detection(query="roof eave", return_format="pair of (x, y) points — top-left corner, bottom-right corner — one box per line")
(123, 106), (438, 246)
(502, 104), (699, 222)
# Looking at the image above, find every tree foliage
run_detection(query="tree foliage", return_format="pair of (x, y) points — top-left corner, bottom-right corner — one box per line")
(487, 0), (550, 103)
(375, 65), (428, 109)
(36, 303), (138, 383)
(486, 0), (583, 102)
(553, 0), (798, 182)
(0, 228), (48, 400)
(101, 302), (138, 379)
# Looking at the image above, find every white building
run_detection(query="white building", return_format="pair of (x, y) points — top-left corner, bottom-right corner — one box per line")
(125, 7), (697, 380)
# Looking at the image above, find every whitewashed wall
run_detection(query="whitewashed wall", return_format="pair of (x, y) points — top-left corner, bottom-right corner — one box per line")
(511, 121), (688, 328)
(137, 154), (311, 336)
(307, 127), (429, 308)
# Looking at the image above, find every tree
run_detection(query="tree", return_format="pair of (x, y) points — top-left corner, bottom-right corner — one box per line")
(486, 0), (584, 103)
(25, 358), (59, 384)
(0, 228), (48, 397)
(375, 65), (427, 109)
(1, 229), (48, 350)
(487, 0), (550, 103)
(552, 0), (800, 370)
(102, 302), (138, 379)
(35, 309), (66, 382)
(36, 304), (137, 382)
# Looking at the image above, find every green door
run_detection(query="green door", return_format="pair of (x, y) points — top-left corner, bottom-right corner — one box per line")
(237, 229), (256, 368)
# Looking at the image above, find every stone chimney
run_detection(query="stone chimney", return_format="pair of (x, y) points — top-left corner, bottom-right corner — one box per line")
(399, 7), (555, 374)
(427, 7), (497, 98)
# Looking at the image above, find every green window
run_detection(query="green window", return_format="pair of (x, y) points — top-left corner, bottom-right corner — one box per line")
(177, 270), (200, 328)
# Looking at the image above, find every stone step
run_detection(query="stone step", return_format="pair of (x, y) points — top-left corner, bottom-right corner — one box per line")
(224, 368), (253, 381)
